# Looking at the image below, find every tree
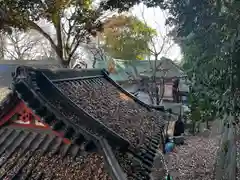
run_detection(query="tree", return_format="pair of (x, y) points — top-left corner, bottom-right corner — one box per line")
(139, 6), (176, 105)
(100, 0), (163, 11)
(0, 0), (104, 66)
(39, 39), (58, 60)
(163, 0), (240, 115)
(2, 29), (44, 60)
(100, 0), (239, 116)
(87, 41), (107, 68)
(162, 2), (239, 177)
(162, 3), (239, 177)
(69, 39), (108, 69)
(123, 5), (178, 106)
(100, 14), (156, 60)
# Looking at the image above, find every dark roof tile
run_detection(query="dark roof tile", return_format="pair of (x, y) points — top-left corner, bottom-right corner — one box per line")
(30, 67), (165, 148)
(0, 66), (169, 180)
(0, 127), (111, 180)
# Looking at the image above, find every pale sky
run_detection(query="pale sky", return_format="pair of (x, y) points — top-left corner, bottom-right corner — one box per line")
(3, 2), (182, 62)
(131, 3), (182, 61)
(41, 3), (183, 62)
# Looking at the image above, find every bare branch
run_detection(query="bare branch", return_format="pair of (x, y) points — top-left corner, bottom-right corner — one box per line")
(138, 5), (174, 60)
(67, 31), (88, 63)
(28, 20), (59, 57)
(3, 30), (43, 60)
(131, 5), (177, 105)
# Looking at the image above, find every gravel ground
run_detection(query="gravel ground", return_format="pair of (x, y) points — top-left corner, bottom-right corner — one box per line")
(166, 135), (220, 180)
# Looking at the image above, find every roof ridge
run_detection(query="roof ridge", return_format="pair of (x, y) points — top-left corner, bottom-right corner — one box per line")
(11, 67), (127, 180)
(8, 65), (169, 180)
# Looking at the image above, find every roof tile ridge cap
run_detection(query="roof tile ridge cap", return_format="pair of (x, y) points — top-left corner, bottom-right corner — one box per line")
(41, 68), (107, 78)
(102, 71), (153, 110)
(48, 68), (106, 72)
(12, 65), (27, 79)
(31, 70), (130, 148)
(149, 149), (169, 180)
(76, 68), (107, 75)
(99, 138), (128, 180)
(13, 76), (99, 144)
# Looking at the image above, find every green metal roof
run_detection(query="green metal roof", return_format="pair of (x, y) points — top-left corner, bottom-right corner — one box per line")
(94, 57), (186, 82)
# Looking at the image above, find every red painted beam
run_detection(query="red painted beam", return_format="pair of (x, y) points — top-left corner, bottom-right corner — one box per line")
(0, 99), (71, 144)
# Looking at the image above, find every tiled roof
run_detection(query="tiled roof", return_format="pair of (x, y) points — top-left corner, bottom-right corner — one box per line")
(33, 67), (165, 147)
(0, 126), (111, 180)
(0, 66), (168, 180)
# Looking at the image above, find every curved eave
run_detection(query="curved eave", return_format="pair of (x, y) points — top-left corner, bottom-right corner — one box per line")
(0, 90), (18, 120)
(11, 70), (127, 180)
(11, 65), (168, 180)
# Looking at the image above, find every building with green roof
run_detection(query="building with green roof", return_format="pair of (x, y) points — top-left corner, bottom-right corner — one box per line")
(93, 57), (189, 107)
(70, 46), (189, 110)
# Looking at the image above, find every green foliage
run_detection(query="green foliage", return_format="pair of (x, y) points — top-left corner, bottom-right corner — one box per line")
(163, 0), (240, 118)
(0, 0), (97, 27)
(100, 0), (164, 11)
(101, 15), (156, 60)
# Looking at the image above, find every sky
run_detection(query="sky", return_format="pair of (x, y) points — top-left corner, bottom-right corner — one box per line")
(131, 3), (182, 61)
(3, 2), (182, 62)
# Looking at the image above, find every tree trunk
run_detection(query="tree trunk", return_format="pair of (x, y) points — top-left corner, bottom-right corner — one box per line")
(153, 54), (158, 105)
(29, 20), (64, 67)
(92, 57), (97, 68)
(155, 82), (160, 105)
(0, 35), (5, 59)
(206, 117), (210, 129)
(55, 15), (66, 66)
(159, 78), (165, 104)
(148, 88), (155, 105)
(192, 120), (196, 135)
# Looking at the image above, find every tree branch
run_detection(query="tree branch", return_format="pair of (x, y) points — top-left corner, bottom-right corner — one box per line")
(66, 17), (78, 45)
(28, 20), (58, 56)
(3, 46), (18, 60)
(67, 32), (87, 63)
